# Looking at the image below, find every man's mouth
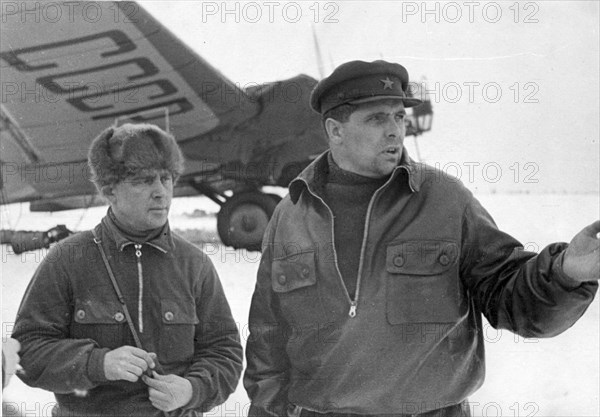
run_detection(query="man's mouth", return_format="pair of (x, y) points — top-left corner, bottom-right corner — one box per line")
(384, 147), (400, 155)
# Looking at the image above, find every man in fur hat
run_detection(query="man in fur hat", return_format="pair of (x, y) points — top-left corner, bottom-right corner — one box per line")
(13, 124), (243, 416)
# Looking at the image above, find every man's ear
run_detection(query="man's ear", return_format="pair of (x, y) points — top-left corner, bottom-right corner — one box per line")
(325, 118), (344, 145)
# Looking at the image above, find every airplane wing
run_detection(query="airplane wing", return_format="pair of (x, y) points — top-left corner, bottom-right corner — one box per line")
(0, 1), (431, 251)
(1, 1), (259, 204)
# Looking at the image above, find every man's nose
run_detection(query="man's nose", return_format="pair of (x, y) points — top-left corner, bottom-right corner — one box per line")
(151, 178), (167, 198)
(386, 118), (404, 138)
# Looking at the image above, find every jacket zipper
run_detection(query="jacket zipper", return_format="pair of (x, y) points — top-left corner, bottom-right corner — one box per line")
(134, 244), (143, 333)
(354, 170), (403, 314)
(308, 192), (354, 316)
(302, 169), (401, 318)
(354, 188), (384, 317)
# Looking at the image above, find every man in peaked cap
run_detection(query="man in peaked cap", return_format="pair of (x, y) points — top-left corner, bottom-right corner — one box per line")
(13, 124), (243, 416)
(244, 60), (599, 416)
(310, 59), (422, 114)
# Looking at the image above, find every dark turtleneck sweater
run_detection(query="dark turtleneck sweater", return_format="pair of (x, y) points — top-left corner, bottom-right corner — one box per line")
(107, 207), (165, 243)
(323, 153), (389, 299)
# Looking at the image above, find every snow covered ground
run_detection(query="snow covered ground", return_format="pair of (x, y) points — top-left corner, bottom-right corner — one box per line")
(1, 193), (599, 416)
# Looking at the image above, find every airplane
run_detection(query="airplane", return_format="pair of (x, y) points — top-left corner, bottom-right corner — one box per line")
(0, 1), (432, 252)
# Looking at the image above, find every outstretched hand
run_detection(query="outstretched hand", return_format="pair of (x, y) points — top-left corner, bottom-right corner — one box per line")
(143, 371), (193, 412)
(563, 220), (600, 282)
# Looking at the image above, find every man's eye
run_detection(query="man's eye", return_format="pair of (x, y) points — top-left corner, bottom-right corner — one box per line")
(130, 178), (145, 185)
(161, 175), (172, 184)
(395, 114), (406, 121)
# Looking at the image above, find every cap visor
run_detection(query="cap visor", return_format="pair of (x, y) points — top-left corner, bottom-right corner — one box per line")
(349, 95), (423, 108)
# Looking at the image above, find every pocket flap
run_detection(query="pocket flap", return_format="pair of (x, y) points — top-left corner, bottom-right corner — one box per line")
(272, 251), (316, 293)
(74, 300), (124, 324)
(386, 240), (458, 275)
(161, 299), (199, 325)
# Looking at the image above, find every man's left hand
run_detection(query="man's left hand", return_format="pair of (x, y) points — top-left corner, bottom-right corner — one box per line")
(563, 220), (600, 282)
(142, 371), (193, 412)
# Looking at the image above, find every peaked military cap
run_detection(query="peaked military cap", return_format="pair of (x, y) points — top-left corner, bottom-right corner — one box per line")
(310, 60), (422, 114)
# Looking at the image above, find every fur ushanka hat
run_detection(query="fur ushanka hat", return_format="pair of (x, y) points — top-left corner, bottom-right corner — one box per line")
(87, 123), (184, 191)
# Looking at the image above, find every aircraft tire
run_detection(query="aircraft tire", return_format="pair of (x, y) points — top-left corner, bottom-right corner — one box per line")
(217, 191), (279, 251)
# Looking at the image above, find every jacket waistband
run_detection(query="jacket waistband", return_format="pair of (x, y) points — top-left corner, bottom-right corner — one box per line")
(298, 401), (471, 417)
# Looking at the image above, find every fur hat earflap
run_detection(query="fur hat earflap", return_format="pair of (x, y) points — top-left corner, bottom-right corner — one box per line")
(88, 123), (184, 191)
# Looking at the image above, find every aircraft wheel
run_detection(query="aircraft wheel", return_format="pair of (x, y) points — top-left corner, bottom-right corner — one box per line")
(217, 191), (279, 251)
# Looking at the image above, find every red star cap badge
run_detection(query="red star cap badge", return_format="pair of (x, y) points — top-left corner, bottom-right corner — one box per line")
(381, 77), (394, 90)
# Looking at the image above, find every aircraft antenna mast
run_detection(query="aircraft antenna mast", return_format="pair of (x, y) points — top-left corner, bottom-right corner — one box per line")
(312, 25), (325, 78)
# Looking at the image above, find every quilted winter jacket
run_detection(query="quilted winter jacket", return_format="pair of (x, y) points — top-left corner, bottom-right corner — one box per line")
(244, 151), (598, 416)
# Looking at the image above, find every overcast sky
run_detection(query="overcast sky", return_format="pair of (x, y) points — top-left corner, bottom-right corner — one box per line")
(143, 1), (599, 194)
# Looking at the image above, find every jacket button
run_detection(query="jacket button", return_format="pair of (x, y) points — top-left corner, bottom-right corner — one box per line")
(393, 255), (405, 267)
(76, 309), (85, 320)
(301, 267), (310, 278)
(439, 254), (451, 266)
(164, 311), (174, 321)
(114, 312), (124, 322)
(278, 274), (287, 285)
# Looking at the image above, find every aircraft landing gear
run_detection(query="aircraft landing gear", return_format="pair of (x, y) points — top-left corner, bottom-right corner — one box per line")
(217, 191), (280, 251)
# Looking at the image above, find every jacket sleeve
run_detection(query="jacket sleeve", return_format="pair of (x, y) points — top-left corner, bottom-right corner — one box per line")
(12, 242), (110, 393)
(460, 194), (598, 338)
(183, 256), (243, 412)
(244, 214), (293, 417)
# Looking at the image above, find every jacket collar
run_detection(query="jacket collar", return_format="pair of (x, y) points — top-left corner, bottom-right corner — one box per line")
(289, 149), (422, 204)
(99, 210), (174, 253)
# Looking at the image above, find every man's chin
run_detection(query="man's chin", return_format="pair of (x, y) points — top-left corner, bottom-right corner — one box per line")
(378, 156), (401, 175)
(146, 212), (169, 227)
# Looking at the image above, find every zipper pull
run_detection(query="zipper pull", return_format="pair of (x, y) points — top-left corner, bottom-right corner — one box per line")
(134, 244), (142, 258)
(349, 302), (357, 318)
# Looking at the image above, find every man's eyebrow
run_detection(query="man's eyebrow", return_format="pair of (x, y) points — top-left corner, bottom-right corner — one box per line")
(364, 109), (406, 118)
(130, 173), (154, 181)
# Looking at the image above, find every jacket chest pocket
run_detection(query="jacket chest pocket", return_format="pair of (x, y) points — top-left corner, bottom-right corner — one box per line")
(385, 240), (465, 325)
(272, 250), (325, 327)
(71, 300), (127, 348)
(159, 299), (199, 364)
